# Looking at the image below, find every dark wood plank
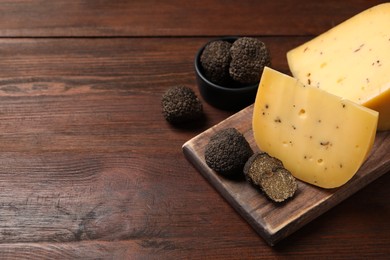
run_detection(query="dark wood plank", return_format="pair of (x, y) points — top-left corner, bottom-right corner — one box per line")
(0, 36), (304, 93)
(0, 0), (386, 37)
(182, 105), (390, 245)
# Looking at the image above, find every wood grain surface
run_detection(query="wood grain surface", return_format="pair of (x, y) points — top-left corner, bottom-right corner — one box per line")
(183, 105), (390, 245)
(0, 1), (383, 37)
(0, 0), (389, 259)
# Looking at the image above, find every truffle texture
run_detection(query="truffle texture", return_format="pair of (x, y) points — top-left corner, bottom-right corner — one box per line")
(161, 86), (203, 124)
(244, 152), (283, 185)
(205, 128), (253, 177)
(229, 37), (271, 85)
(244, 152), (297, 202)
(260, 167), (297, 202)
(200, 40), (232, 85)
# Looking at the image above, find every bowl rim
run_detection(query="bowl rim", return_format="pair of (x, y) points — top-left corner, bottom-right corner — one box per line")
(194, 36), (259, 93)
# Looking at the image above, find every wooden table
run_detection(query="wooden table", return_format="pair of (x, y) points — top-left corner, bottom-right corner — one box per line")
(0, 1), (389, 258)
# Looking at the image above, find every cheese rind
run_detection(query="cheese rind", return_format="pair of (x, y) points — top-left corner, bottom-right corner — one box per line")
(253, 67), (378, 188)
(287, 3), (390, 130)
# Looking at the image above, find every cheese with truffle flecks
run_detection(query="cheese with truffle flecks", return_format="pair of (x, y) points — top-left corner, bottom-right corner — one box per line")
(287, 3), (390, 130)
(253, 67), (378, 188)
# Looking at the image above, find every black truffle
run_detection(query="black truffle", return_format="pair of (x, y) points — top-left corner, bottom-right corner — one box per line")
(200, 40), (232, 85)
(205, 128), (253, 177)
(244, 153), (297, 202)
(161, 86), (203, 124)
(229, 37), (271, 85)
(260, 167), (297, 203)
(243, 152), (283, 185)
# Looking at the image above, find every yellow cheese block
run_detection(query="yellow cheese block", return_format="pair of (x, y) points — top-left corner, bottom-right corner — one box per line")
(287, 3), (390, 131)
(253, 67), (378, 188)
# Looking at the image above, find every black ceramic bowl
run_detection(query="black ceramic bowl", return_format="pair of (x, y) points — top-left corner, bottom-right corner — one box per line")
(194, 37), (259, 111)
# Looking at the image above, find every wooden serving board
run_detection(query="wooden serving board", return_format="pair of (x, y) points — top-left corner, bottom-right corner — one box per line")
(182, 104), (390, 246)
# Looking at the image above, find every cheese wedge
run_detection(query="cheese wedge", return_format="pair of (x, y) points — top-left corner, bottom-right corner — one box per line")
(253, 67), (378, 188)
(287, 3), (390, 130)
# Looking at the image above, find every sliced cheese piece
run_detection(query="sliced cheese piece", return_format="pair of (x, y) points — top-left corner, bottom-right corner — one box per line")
(287, 3), (390, 131)
(253, 67), (378, 188)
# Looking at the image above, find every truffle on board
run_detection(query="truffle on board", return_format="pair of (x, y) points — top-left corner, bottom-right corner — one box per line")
(229, 37), (271, 85)
(205, 128), (253, 177)
(260, 167), (297, 202)
(200, 40), (232, 85)
(243, 152), (283, 185)
(161, 86), (203, 124)
(244, 153), (297, 202)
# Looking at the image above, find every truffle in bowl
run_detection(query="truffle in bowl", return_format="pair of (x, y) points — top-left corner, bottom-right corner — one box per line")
(194, 37), (271, 111)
